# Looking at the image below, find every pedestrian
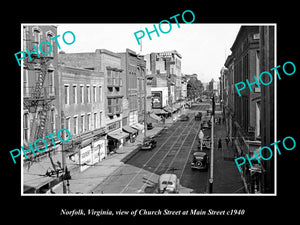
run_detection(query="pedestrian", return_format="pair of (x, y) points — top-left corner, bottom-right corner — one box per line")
(218, 138), (222, 151)
(225, 136), (230, 146)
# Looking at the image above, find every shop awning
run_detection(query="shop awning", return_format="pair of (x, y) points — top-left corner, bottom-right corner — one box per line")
(123, 125), (138, 134)
(108, 129), (129, 140)
(131, 123), (144, 131)
(149, 113), (162, 121)
(152, 109), (168, 114)
(163, 106), (175, 113)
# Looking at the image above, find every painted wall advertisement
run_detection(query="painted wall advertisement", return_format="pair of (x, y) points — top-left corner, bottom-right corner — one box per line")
(152, 91), (162, 109)
(92, 139), (106, 163)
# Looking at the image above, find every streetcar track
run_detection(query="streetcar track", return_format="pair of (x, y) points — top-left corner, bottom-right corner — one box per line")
(136, 120), (201, 193)
(120, 118), (196, 193)
(92, 119), (193, 193)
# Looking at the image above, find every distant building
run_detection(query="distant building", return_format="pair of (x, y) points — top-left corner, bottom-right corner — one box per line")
(118, 49), (146, 131)
(145, 50), (182, 104)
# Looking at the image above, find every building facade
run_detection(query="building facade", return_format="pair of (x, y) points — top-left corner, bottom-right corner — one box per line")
(259, 26), (275, 193)
(58, 65), (106, 172)
(118, 49), (146, 130)
(22, 25), (63, 193)
(224, 25), (275, 193)
(58, 49), (129, 153)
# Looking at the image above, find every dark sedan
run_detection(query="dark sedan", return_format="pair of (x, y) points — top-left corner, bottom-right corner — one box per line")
(141, 137), (157, 150)
(179, 114), (189, 121)
(191, 152), (209, 170)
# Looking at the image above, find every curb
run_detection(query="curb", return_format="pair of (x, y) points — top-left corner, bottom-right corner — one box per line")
(121, 127), (166, 164)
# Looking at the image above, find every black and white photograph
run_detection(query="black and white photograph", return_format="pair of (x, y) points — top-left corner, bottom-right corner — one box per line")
(20, 23), (277, 195)
(4, 4), (298, 224)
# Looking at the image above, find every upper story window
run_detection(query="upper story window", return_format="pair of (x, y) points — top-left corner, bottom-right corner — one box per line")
(32, 27), (42, 45)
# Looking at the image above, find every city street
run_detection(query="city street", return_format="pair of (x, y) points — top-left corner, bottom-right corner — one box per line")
(92, 103), (245, 194)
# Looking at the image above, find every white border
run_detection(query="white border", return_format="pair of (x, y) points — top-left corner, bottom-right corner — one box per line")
(21, 23), (277, 197)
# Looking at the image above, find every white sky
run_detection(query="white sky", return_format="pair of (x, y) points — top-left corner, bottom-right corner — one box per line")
(57, 24), (241, 83)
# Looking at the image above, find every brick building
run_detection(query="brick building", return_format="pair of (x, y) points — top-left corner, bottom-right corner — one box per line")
(229, 26), (262, 193)
(57, 65), (106, 173)
(259, 26), (275, 193)
(224, 25), (275, 193)
(22, 25), (63, 193)
(118, 49), (146, 131)
(58, 49), (128, 153)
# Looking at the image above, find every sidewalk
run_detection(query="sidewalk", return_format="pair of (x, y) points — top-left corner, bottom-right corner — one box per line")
(52, 124), (166, 194)
(52, 109), (188, 194)
(212, 122), (246, 193)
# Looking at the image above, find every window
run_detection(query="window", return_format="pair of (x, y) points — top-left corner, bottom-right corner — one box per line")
(99, 112), (102, 128)
(23, 70), (29, 97)
(46, 31), (55, 57)
(80, 85), (84, 103)
(94, 113), (97, 129)
(99, 86), (102, 102)
(64, 85), (69, 104)
(49, 72), (55, 95)
(23, 113), (29, 142)
(33, 28), (41, 44)
(86, 85), (91, 103)
(50, 109), (55, 132)
(80, 115), (84, 133)
(73, 85), (77, 104)
(73, 116), (77, 135)
(66, 117), (70, 132)
(93, 86), (96, 102)
(87, 114), (91, 131)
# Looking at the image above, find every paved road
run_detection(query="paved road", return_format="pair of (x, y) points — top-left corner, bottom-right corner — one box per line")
(92, 103), (213, 194)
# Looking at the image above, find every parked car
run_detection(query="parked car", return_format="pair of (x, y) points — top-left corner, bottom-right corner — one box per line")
(195, 112), (202, 121)
(141, 137), (157, 150)
(179, 114), (189, 121)
(147, 123), (153, 130)
(191, 152), (209, 170)
(158, 173), (180, 193)
(201, 120), (209, 129)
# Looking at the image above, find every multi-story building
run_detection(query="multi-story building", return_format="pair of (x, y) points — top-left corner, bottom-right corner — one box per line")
(22, 25), (61, 193)
(259, 26), (275, 193)
(118, 49), (146, 131)
(57, 65), (106, 173)
(58, 49), (129, 153)
(224, 54), (235, 144)
(225, 26), (275, 193)
(145, 50), (183, 115)
(225, 26), (262, 193)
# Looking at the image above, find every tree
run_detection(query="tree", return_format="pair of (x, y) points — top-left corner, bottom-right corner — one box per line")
(187, 77), (204, 101)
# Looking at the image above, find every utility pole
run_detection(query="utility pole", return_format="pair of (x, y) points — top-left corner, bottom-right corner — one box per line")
(208, 94), (215, 193)
(143, 67), (147, 140)
(61, 110), (67, 194)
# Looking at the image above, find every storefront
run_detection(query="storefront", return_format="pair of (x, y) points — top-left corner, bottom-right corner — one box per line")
(122, 125), (138, 143)
(92, 138), (106, 163)
(107, 128), (129, 153)
(130, 122), (145, 134)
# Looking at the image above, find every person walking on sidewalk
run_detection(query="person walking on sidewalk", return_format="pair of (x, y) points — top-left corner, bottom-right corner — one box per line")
(218, 137), (222, 151)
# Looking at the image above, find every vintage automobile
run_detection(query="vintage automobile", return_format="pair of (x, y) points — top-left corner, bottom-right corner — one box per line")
(191, 151), (209, 170)
(147, 122), (154, 130)
(179, 114), (189, 121)
(195, 112), (202, 121)
(201, 120), (209, 129)
(158, 173), (180, 194)
(141, 137), (157, 150)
